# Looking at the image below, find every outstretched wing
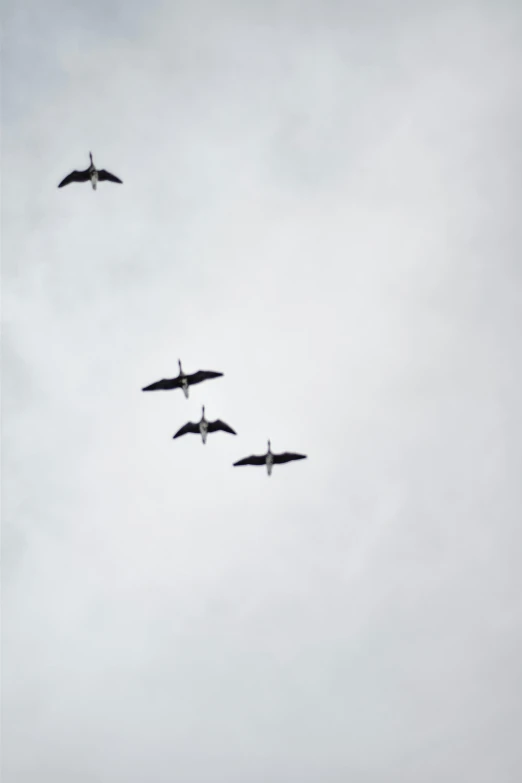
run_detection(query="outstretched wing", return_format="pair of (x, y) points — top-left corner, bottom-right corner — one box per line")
(58, 169), (90, 188)
(142, 377), (182, 391)
(233, 454), (266, 467)
(273, 452), (307, 464)
(173, 421), (199, 439)
(208, 420), (236, 435)
(187, 370), (223, 386)
(98, 169), (123, 184)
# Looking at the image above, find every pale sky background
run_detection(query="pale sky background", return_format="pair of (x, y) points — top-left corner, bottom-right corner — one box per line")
(2, 1), (522, 781)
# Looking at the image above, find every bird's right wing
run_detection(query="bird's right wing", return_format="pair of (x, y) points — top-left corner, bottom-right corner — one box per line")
(173, 422), (199, 439)
(142, 378), (181, 391)
(233, 455), (266, 467)
(57, 169), (89, 188)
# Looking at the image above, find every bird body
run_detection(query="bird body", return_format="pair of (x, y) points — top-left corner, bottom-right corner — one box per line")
(58, 152), (123, 189)
(233, 440), (307, 476)
(266, 450), (275, 477)
(142, 360), (223, 398)
(200, 418), (209, 444)
(173, 406), (236, 444)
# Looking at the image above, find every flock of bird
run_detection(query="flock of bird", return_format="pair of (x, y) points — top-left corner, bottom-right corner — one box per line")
(58, 153), (308, 476)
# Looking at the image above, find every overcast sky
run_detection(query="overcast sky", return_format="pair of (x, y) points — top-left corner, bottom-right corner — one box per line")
(2, 1), (522, 781)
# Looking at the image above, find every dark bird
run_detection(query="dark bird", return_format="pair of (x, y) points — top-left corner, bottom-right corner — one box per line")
(173, 406), (236, 444)
(142, 360), (223, 399)
(233, 440), (307, 476)
(58, 152), (123, 189)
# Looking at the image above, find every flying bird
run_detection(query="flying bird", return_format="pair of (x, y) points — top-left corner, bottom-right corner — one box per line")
(142, 360), (223, 399)
(233, 440), (307, 476)
(58, 152), (123, 189)
(173, 406), (236, 444)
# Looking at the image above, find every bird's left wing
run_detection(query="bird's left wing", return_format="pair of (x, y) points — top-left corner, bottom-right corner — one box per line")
(187, 370), (224, 386)
(98, 169), (123, 184)
(273, 452), (307, 464)
(208, 420), (236, 435)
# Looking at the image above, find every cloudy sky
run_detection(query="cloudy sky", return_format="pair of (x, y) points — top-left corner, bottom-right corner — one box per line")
(3, 1), (522, 780)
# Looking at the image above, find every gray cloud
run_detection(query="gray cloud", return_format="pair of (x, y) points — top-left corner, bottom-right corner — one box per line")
(3, 1), (522, 781)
